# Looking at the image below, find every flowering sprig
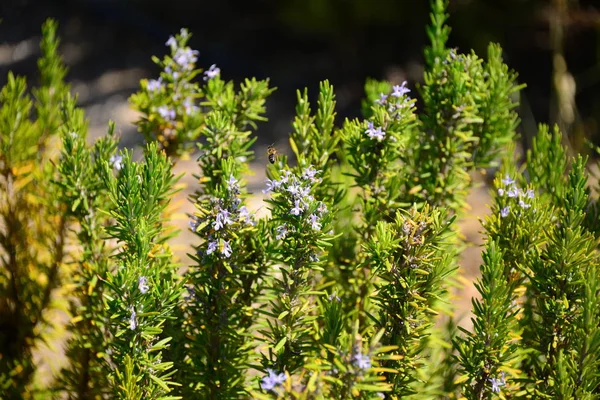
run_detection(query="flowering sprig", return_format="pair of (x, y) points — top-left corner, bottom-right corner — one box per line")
(259, 165), (334, 374)
(180, 156), (268, 398)
(101, 144), (183, 399)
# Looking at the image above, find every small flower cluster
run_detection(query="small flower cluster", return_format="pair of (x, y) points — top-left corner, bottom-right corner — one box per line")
(374, 81), (411, 113)
(365, 81), (412, 142)
(145, 29), (201, 124)
(109, 154), (124, 171)
(191, 175), (255, 259)
(352, 349), (372, 371)
(488, 372), (506, 393)
(263, 166), (328, 240)
(261, 369), (287, 392)
(497, 175), (535, 218)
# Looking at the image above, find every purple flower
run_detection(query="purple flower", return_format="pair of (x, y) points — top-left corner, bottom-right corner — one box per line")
(302, 166), (318, 181)
(488, 373), (505, 393)
(391, 81), (410, 98)
(502, 175), (515, 186)
(238, 206), (255, 226)
(183, 97), (198, 115)
(497, 188), (505, 197)
(309, 214), (321, 231)
(526, 189), (534, 199)
(366, 126), (386, 141)
(158, 106), (176, 121)
(287, 183), (301, 196)
(261, 369), (287, 392)
(263, 178), (281, 194)
(375, 93), (388, 105)
(353, 351), (371, 370)
(165, 65), (179, 80)
(204, 64), (220, 81)
(138, 276), (149, 294)
(147, 79), (163, 93)
(189, 218), (199, 232)
(129, 309), (137, 330)
(227, 175), (238, 191)
(507, 187), (519, 198)
(173, 47), (199, 69)
(214, 209), (233, 231)
(519, 200), (531, 209)
(206, 240), (218, 255)
(165, 36), (177, 48)
(290, 200), (304, 216)
(500, 206), (510, 218)
(221, 240), (232, 258)
(109, 154), (123, 171)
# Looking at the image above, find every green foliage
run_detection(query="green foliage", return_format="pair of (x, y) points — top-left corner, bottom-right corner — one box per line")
(5, 2), (600, 399)
(0, 19), (70, 398)
(102, 143), (183, 399)
(54, 96), (118, 398)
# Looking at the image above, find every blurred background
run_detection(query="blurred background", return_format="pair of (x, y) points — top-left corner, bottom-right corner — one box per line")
(1, 0), (599, 326)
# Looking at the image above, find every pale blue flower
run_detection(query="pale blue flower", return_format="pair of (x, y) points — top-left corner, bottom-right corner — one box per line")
(165, 36), (177, 48)
(221, 240), (232, 258)
(158, 106), (176, 121)
(353, 351), (371, 370)
(519, 200), (531, 209)
(391, 81), (410, 98)
(488, 373), (505, 393)
(189, 218), (199, 232)
(507, 187), (519, 198)
(129, 309), (137, 330)
(375, 93), (388, 105)
(238, 206), (254, 226)
(204, 64), (220, 81)
(309, 214), (321, 231)
(500, 206), (510, 218)
(214, 209), (233, 231)
(290, 200), (304, 216)
(367, 126), (386, 141)
(206, 240), (218, 255)
(263, 178), (280, 194)
(497, 188), (504, 197)
(227, 174), (238, 191)
(502, 175), (515, 186)
(183, 97), (198, 115)
(138, 276), (149, 294)
(147, 79), (163, 92)
(261, 369), (287, 391)
(526, 189), (534, 199)
(276, 224), (288, 240)
(302, 166), (318, 181)
(287, 183), (301, 196)
(173, 47), (199, 69)
(109, 154), (123, 171)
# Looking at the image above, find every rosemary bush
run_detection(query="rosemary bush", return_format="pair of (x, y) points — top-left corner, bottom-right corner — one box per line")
(2, 1), (600, 399)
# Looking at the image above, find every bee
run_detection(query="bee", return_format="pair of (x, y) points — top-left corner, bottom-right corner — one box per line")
(267, 143), (277, 164)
